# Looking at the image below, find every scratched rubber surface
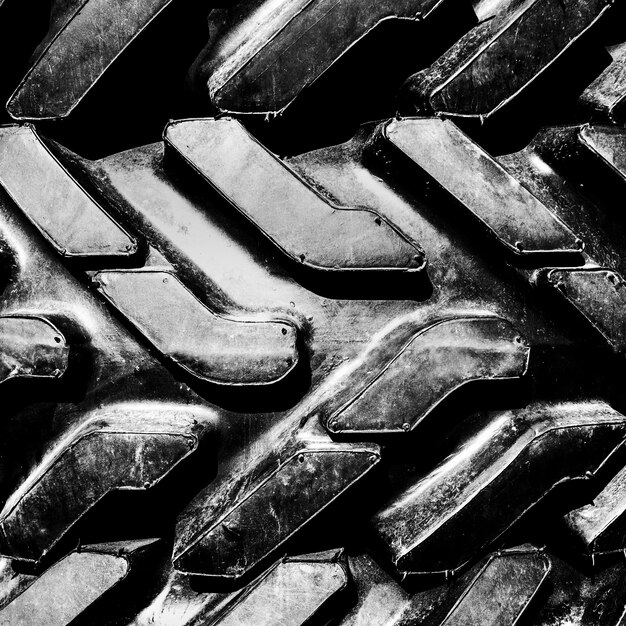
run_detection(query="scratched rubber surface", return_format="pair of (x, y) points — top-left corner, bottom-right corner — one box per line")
(1, 0), (626, 624)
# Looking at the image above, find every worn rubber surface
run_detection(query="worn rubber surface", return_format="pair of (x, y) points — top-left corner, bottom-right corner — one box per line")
(2, 0), (626, 624)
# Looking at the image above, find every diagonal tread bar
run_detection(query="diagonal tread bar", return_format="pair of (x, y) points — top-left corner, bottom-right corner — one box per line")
(0, 403), (210, 564)
(0, 125), (138, 260)
(212, 550), (350, 625)
(0, 539), (159, 626)
(7, 0), (180, 120)
(372, 401), (626, 577)
(580, 45), (626, 122)
(174, 420), (380, 580)
(164, 118), (426, 274)
(534, 267), (626, 352)
(400, 0), (612, 121)
(375, 117), (582, 260)
(192, 0), (453, 115)
(325, 316), (530, 435)
(439, 547), (551, 625)
(93, 269), (299, 386)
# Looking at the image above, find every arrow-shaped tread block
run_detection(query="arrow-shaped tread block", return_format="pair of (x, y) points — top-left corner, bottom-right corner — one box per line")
(535, 267), (626, 353)
(562, 462), (626, 562)
(0, 316), (68, 385)
(0, 125), (138, 260)
(580, 45), (626, 122)
(0, 403), (209, 564)
(376, 118), (582, 261)
(324, 316), (530, 435)
(6, 0), (179, 120)
(191, 0), (451, 115)
(164, 118), (426, 274)
(0, 539), (159, 626)
(94, 269), (298, 386)
(400, 0), (611, 120)
(371, 401), (626, 577)
(213, 550), (350, 626)
(174, 424), (380, 580)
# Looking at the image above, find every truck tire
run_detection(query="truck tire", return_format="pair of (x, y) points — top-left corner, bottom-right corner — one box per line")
(1, 1), (626, 624)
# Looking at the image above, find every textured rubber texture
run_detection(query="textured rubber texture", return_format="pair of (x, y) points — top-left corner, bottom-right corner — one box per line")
(1, 0), (626, 624)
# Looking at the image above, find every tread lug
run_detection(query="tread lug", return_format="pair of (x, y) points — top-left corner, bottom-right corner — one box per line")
(0, 316), (68, 385)
(531, 549), (626, 625)
(164, 118), (426, 274)
(377, 118), (582, 261)
(94, 269), (298, 386)
(192, 0), (450, 115)
(0, 539), (159, 626)
(0, 403), (210, 564)
(532, 124), (626, 193)
(562, 462), (626, 562)
(578, 124), (626, 182)
(174, 420), (380, 580)
(536, 267), (626, 352)
(372, 401), (626, 577)
(340, 547), (550, 625)
(400, 0), (611, 120)
(212, 550), (350, 625)
(437, 547), (551, 625)
(0, 125), (138, 260)
(325, 316), (530, 435)
(7, 0), (178, 120)
(580, 44), (626, 122)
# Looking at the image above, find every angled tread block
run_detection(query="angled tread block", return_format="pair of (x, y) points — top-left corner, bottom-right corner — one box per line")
(494, 142), (624, 261)
(375, 118), (582, 260)
(579, 125), (626, 178)
(400, 0), (611, 120)
(93, 269), (298, 386)
(325, 316), (530, 435)
(580, 45), (626, 122)
(174, 420), (380, 580)
(340, 547), (550, 625)
(0, 125), (138, 259)
(530, 548), (626, 625)
(0, 403), (210, 564)
(213, 550), (350, 625)
(437, 547), (551, 626)
(570, 125), (626, 184)
(0, 316), (68, 385)
(0, 539), (158, 626)
(7, 0), (179, 120)
(495, 141), (626, 349)
(192, 0), (449, 115)
(134, 549), (349, 625)
(164, 118), (426, 273)
(532, 124), (626, 190)
(562, 462), (626, 562)
(535, 267), (626, 352)
(371, 401), (626, 577)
